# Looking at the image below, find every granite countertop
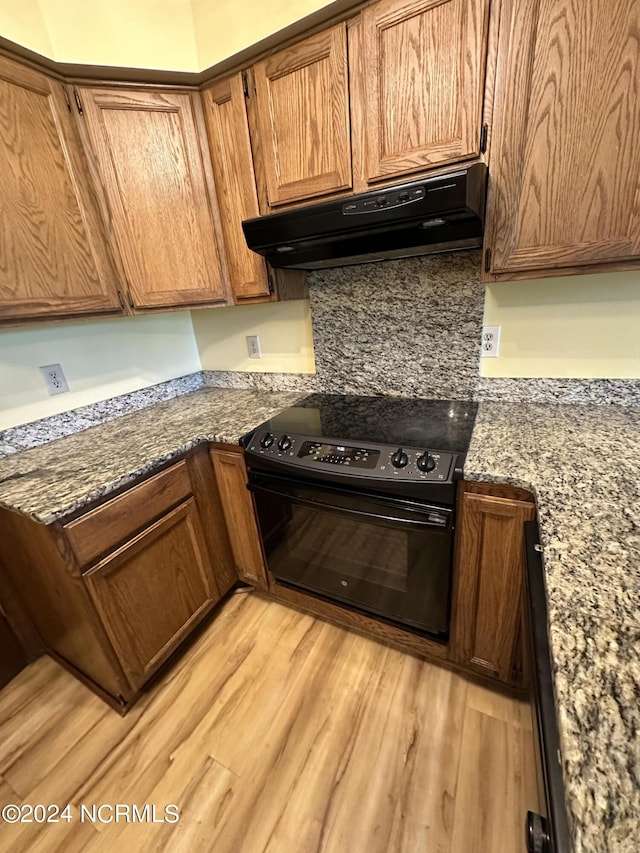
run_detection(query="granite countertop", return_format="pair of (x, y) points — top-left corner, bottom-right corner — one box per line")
(466, 402), (640, 853)
(0, 389), (638, 851)
(0, 387), (302, 523)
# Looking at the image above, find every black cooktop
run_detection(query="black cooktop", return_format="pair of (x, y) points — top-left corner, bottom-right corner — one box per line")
(256, 393), (478, 453)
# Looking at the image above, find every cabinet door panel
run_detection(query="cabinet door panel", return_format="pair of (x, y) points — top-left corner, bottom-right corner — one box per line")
(486, 0), (640, 276)
(254, 23), (351, 206)
(0, 56), (122, 320)
(84, 499), (218, 689)
(202, 75), (270, 300)
(211, 450), (267, 588)
(80, 88), (227, 308)
(361, 0), (489, 182)
(452, 492), (535, 684)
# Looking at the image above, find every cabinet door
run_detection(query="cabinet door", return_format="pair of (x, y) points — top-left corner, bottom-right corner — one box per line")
(0, 56), (123, 321)
(253, 23), (352, 206)
(84, 498), (219, 690)
(79, 87), (228, 309)
(485, 0), (640, 278)
(358, 0), (490, 184)
(451, 492), (535, 684)
(210, 449), (268, 588)
(202, 75), (271, 301)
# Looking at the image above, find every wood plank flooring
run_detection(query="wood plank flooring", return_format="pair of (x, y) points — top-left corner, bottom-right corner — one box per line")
(0, 591), (539, 852)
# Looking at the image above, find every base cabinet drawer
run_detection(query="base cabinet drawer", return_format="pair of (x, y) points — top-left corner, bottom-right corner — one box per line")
(83, 498), (219, 690)
(64, 460), (193, 566)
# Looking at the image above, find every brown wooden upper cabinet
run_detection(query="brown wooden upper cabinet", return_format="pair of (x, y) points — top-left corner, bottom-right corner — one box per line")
(484, 0), (640, 281)
(355, 0), (491, 186)
(79, 87), (229, 309)
(253, 23), (352, 207)
(0, 55), (124, 322)
(201, 75), (271, 301)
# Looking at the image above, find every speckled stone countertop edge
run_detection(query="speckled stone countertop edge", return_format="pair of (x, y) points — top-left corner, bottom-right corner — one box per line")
(6, 427), (264, 526)
(26, 437), (211, 525)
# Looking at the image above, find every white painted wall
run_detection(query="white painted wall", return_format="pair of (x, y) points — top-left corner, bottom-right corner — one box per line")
(191, 0), (334, 69)
(0, 313), (201, 429)
(0, 0), (336, 70)
(482, 270), (640, 378)
(0, 0), (52, 57)
(192, 301), (315, 374)
(39, 0), (200, 70)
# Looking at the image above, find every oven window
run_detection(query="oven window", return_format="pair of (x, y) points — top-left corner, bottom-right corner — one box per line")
(253, 481), (452, 637)
(285, 511), (408, 592)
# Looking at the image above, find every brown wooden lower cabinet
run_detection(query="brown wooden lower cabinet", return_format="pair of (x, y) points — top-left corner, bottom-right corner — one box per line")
(83, 498), (219, 691)
(449, 482), (536, 687)
(0, 447), (236, 710)
(210, 448), (269, 589)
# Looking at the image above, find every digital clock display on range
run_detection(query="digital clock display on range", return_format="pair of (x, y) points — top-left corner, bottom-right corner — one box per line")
(298, 441), (379, 469)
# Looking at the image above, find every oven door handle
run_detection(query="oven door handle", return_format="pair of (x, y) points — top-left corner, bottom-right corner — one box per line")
(247, 483), (451, 530)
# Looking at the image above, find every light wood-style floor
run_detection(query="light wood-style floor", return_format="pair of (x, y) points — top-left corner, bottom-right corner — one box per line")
(0, 592), (539, 852)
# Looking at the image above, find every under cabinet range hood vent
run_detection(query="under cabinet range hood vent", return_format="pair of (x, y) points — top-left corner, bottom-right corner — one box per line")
(242, 163), (487, 270)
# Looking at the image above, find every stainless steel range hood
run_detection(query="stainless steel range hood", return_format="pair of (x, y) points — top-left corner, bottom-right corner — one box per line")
(242, 163), (487, 270)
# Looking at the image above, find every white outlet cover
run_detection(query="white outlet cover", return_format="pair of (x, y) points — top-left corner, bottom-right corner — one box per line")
(39, 363), (70, 395)
(246, 335), (262, 359)
(480, 325), (501, 358)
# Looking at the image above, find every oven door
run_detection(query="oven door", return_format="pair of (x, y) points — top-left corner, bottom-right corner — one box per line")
(248, 471), (454, 637)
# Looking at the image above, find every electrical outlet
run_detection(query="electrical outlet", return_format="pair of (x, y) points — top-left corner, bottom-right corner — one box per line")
(481, 325), (501, 358)
(246, 335), (262, 359)
(39, 363), (69, 395)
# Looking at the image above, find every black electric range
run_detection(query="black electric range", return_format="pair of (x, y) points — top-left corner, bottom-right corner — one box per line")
(242, 393), (478, 504)
(242, 394), (477, 637)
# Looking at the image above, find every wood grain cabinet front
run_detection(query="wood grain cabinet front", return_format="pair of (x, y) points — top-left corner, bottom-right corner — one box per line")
(201, 74), (272, 303)
(449, 486), (536, 686)
(484, 0), (640, 280)
(0, 448), (237, 709)
(83, 498), (218, 690)
(78, 87), (230, 309)
(0, 55), (124, 322)
(210, 449), (269, 588)
(352, 0), (490, 187)
(252, 23), (352, 207)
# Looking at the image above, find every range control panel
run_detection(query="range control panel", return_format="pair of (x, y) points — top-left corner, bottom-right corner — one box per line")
(247, 430), (455, 483)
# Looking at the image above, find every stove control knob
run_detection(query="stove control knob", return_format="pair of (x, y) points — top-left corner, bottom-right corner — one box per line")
(260, 432), (275, 449)
(391, 448), (409, 468)
(417, 452), (436, 473)
(278, 434), (293, 452)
